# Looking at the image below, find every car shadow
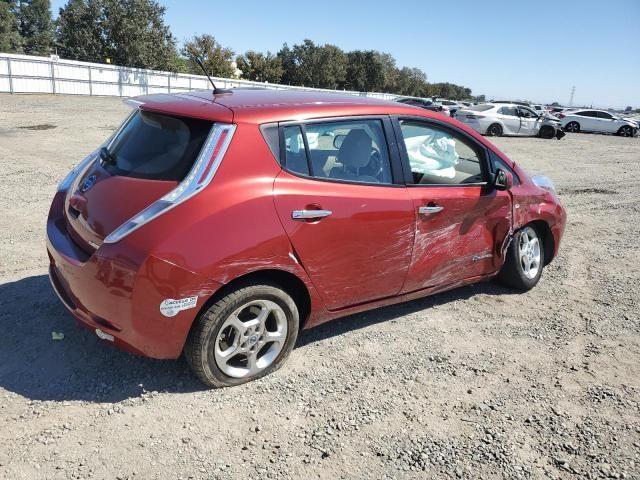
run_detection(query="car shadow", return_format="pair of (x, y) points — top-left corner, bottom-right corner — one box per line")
(0, 274), (515, 403)
(295, 280), (515, 348)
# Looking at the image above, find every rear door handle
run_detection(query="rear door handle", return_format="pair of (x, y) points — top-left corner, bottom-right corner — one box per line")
(418, 205), (444, 215)
(292, 209), (332, 221)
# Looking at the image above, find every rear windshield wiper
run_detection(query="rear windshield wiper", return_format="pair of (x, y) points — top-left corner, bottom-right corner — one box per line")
(99, 146), (116, 166)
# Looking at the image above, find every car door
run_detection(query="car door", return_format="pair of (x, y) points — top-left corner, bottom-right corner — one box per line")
(273, 117), (416, 310)
(595, 111), (618, 132)
(496, 106), (521, 135)
(393, 118), (512, 293)
(517, 106), (543, 136)
(576, 111), (598, 131)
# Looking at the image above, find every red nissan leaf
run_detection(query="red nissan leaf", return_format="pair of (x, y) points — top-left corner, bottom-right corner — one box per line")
(47, 89), (566, 387)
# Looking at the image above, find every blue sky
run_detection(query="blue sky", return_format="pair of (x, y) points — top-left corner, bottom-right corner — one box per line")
(51, 0), (640, 108)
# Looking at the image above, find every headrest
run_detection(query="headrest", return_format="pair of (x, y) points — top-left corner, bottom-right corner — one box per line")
(338, 129), (372, 170)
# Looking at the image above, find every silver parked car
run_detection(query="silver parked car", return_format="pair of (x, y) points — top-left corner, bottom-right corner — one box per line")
(455, 103), (565, 139)
(559, 109), (638, 137)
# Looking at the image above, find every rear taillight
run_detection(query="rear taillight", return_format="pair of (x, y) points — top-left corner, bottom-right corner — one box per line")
(557, 113), (565, 119)
(103, 123), (236, 244)
(465, 115), (485, 119)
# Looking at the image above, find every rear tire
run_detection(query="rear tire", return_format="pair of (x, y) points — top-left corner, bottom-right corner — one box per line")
(184, 283), (299, 388)
(487, 123), (503, 137)
(497, 225), (545, 291)
(564, 121), (580, 133)
(539, 125), (555, 139)
(617, 125), (633, 137)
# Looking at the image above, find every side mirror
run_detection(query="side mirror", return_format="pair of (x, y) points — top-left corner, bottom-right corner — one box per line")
(333, 134), (346, 149)
(494, 168), (513, 191)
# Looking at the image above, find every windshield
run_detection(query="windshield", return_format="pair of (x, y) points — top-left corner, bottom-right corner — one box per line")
(104, 110), (213, 181)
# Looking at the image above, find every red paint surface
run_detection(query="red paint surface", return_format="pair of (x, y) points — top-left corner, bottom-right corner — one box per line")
(46, 90), (566, 359)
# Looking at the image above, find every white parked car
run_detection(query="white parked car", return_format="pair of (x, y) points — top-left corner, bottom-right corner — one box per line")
(433, 98), (465, 116)
(559, 109), (637, 137)
(456, 103), (565, 139)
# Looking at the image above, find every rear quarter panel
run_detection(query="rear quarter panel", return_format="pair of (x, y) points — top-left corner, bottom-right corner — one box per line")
(116, 121), (327, 323)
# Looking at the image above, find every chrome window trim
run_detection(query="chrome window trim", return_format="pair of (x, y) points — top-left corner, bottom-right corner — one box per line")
(103, 122), (236, 244)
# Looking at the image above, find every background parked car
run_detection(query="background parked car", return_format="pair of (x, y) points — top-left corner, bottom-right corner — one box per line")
(456, 103), (565, 139)
(395, 97), (450, 116)
(434, 99), (464, 116)
(559, 109), (638, 136)
(489, 100), (530, 106)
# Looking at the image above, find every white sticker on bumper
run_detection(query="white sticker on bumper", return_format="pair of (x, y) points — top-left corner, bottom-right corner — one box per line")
(160, 296), (198, 318)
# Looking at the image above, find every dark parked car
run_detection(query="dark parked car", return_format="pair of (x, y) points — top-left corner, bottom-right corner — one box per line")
(395, 97), (450, 116)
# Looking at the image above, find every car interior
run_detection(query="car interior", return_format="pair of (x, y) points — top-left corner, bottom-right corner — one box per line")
(284, 121), (392, 184)
(400, 122), (484, 185)
(283, 120), (484, 186)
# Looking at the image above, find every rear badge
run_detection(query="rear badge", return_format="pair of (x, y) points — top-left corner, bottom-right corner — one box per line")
(80, 175), (97, 193)
(160, 296), (198, 317)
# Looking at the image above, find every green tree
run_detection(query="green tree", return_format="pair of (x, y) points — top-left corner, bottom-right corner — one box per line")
(102, 0), (177, 70)
(276, 43), (296, 84)
(0, 0), (22, 52)
(276, 40), (346, 89)
(345, 50), (385, 91)
(395, 67), (427, 97)
(236, 50), (283, 83)
(375, 52), (398, 92)
(14, 0), (52, 54)
(55, 0), (177, 70)
(182, 34), (235, 78)
(55, 0), (103, 62)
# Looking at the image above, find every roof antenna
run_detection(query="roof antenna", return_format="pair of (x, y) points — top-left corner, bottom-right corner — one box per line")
(194, 56), (231, 95)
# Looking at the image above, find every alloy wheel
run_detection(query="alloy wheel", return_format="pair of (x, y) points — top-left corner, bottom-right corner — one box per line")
(565, 122), (579, 133)
(518, 227), (541, 280)
(619, 126), (632, 137)
(214, 299), (288, 378)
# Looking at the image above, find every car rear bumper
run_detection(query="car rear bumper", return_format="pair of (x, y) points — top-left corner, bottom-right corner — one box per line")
(46, 192), (221, 359)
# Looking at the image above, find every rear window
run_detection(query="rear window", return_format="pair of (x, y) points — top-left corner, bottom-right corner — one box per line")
(104, 110), (212, 181)
(469, 104), (494, 112)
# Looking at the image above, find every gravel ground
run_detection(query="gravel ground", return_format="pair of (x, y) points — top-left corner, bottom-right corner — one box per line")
(0, 94), (639, 480)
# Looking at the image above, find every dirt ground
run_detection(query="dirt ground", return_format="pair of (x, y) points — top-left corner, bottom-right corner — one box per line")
(0, 95), (639, 480)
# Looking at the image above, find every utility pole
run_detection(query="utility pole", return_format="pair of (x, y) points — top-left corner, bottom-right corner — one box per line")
(569, 86), (575, 107)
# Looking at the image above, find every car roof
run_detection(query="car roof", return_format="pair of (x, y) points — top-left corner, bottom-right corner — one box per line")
(132, 89), (424, 124)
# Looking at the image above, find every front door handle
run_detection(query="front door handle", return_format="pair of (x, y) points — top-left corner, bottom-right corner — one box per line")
(418, 205), (444, 215)
(292, 209), (333, 221)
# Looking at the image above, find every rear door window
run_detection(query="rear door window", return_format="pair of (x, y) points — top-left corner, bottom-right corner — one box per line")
(282, 119), (393, 185)
(498, 106), (518, 116)
(104, 110), (212, 181)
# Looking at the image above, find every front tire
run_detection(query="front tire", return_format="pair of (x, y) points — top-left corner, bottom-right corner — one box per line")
(184, 283), (300, 388)
(564, 121), (580, 133)
(497, 225), (545, 291)
(539, 125), (555, 139)
(487, 123), (503, 137)
(617, 125), (633, 137)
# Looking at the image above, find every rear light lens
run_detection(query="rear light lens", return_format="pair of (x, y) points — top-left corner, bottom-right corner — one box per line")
(557, 113), (565, 119)
(465, 115), (485, 120)
(103, 123), (236, 244)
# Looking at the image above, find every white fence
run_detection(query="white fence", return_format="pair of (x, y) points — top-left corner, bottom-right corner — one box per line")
(0, 52), (397, 101)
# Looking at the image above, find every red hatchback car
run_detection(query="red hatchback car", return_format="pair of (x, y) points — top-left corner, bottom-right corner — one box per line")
(47, 89), (566, 387)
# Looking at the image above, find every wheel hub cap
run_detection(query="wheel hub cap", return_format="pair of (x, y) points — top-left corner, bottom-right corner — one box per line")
(213, 299), (287, 379)
(518, 227), (541, 280)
